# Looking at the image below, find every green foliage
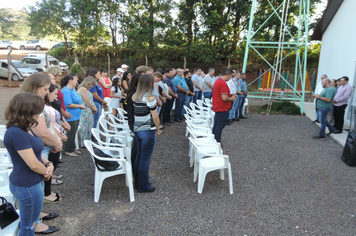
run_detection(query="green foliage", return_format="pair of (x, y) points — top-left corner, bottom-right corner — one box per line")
(257, 101), (301, 115)
(70, 64), (82, 73)
(49, 48), (67, 58)
(0, 8), (30, 40)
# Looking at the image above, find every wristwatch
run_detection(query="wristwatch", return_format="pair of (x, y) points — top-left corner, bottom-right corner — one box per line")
(45, 161), (53, 167)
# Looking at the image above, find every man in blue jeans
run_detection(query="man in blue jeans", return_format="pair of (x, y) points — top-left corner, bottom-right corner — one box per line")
(313, 77), (336, 139)
(237, 72), (248, 119)
(173, 69), (189, 121)
(212, 69), (237, 152)
(183, 71), (195, 115)
(192, 68), (204, 103)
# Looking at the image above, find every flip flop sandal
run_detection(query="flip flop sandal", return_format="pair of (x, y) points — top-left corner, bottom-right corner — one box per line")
(51, 179), (63, 185)
(65, 152), (78, 157)
(74, 150), (81, 154)
(53, 174), (63, 179)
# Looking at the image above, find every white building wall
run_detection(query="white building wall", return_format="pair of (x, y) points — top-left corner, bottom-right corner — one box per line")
(316, 0), (356, 90)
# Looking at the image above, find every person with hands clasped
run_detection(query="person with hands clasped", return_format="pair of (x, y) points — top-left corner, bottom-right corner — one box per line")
(4, 93), (59, 236)
(61, 75), (86, 157)
(132, 74), (160, 193)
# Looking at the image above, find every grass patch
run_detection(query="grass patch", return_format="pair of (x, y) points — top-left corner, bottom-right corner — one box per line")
(257, 101), (302, 115)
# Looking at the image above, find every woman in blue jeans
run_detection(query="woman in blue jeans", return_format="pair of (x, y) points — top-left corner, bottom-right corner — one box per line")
(4, 93), (57, 235)
(89, 69), (107, 129)
(132, 74), (160, 192)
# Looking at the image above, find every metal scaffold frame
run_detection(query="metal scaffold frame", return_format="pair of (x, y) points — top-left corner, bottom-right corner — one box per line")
(242, 0), (310, 114)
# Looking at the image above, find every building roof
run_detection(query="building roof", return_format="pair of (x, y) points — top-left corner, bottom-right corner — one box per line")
(311, 0), (344, 41)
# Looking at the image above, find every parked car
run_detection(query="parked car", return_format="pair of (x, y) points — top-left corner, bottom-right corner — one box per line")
(52, 42), (75, 50)
(0, 60), (38, 81)
(0, 41), (20, 50)
(19, 40), (50, 51)
(23, 54), (69, 72)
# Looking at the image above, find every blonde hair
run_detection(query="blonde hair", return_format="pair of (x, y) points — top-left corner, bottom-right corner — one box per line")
(78, 76), (97, 90)
(46, 66), (62, 76)
(20, 73), (51, 95)
(133, 74), (154, 101)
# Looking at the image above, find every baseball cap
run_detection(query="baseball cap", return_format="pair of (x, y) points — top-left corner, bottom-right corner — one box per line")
(121, 64), (129, 68)
(117, 68), (125, 72)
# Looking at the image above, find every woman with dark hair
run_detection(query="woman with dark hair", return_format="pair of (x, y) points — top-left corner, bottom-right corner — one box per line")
(122, 71), (132, 92)
(89, 69), (107, 128)
(4, 93), (59, 235)
(110, 77), (125, 117)
(61, 75), (86, 157)
(132, 74), (160, 192)
(20, 73), (63, 202)
(99, 69), (112, 98)
(44, 84), (67, 188)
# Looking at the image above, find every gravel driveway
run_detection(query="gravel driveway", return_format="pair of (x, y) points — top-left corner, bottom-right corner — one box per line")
(0, 88), (353, 235)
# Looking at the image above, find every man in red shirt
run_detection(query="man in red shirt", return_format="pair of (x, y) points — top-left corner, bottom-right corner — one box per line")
(212, 69), (237, 150)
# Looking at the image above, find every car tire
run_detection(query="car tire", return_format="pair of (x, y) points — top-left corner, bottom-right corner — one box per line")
(20, 46), (25, 50)
(35, 46), (41, 51)
(7, 46), (11, 50)
(12, 74), (20, 82)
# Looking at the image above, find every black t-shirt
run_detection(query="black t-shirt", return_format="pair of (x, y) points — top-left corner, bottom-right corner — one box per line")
(50, 98), (63, 121)
(185, 78), (194, 96)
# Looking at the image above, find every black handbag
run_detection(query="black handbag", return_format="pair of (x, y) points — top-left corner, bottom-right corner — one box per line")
(0, 196), (19, 229)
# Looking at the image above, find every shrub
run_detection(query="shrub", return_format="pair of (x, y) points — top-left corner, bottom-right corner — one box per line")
(257, 101), (301, 115)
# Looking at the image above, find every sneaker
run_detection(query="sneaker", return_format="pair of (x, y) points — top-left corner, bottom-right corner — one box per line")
(313, 135), (325, 139)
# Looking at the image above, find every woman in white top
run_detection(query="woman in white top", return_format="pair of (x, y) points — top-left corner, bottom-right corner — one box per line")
(110, 77), (126, 117)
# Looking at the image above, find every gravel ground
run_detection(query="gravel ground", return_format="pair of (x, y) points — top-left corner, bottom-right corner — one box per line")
(1, 88), (354, 235)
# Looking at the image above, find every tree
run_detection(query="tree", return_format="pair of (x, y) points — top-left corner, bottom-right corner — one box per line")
(28, 0), (74, 52)
(0, 8), (30, 40)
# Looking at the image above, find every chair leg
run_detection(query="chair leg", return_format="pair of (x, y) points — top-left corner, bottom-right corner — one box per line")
(94, 172), (103, 202)
(126, 169), (135, 202)
(228, 163), (233, 194)
(219, 169), (225, 180)
(197, 166), (207, 194)
(193, 160), (199, 182)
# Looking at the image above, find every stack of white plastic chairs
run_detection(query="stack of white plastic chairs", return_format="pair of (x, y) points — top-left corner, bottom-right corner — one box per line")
(184, 100), (233, 194)
(84, 108), (135, 203)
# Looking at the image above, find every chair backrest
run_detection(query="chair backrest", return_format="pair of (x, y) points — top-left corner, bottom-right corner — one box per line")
(0, 170), (9, 186)
(117, 108), (128, 119)
(108, 114), (128, 125)
(187, 126), (215, 141)
(0, 125), (6, 141)
(84, 140), (125, 166)
(185, 119), (211, 131)
(196, 100), (204, 108)
(205, 98), (212, 105)
(188, 137), (222, 162)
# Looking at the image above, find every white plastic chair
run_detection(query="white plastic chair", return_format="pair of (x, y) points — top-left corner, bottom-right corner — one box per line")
(243, 98), (249, 116)
(74, 125), (82, 150)
(186, 126), (216, 167)
(91, 128), (131, 164)
(188, 137), (233, 194)
(96, 97), (113, 128)
(0, 125), (6, 141)
(98, 118), (133, 145)
(116, 108), (128, 120)
(0, 149), (12, 171)
(108, 113), (129, 126)
(84, 140), (135, 202)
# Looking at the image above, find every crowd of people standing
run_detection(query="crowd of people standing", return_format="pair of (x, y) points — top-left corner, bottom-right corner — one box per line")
(3, 63), (249, 235)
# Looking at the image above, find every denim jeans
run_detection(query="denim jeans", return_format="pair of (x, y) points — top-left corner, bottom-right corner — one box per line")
(41, 146), (51, 159)
(182, 95), (193, 115)
(318, 107), (335, 137)
(93, 102), (102, 129)
(134, 130), (156, 191)
(193, 91), (202, 104)
(174, 92), (186, 120)
(229, 96), (239, 120)
(237, 95), (245, 117)
(212, 111), (229, 144)
(203, 92), (212, 100)
(10, 181), (44, 236)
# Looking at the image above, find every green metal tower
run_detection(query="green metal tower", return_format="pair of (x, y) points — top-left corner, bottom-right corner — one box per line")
(242, 0), (311, 114)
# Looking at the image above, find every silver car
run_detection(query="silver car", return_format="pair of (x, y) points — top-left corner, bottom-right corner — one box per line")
(0, 60), (38, 81)
(22, 54), (68, 72)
